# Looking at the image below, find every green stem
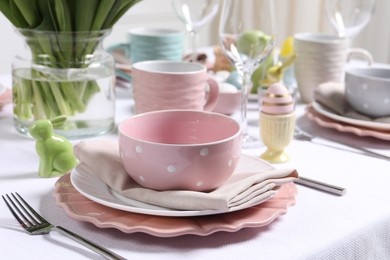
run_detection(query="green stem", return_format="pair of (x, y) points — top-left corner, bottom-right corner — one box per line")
(31, 80), (47, 119)
(49, 81), (73, 115)
(60, 81), (86, 112)
(14, 75), (33, 120)
(39, 80), (61, 116)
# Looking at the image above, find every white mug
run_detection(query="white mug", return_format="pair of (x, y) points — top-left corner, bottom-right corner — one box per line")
(294, 32), (373, 103)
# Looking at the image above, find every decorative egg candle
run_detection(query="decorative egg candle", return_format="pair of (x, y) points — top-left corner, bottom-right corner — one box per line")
(260, 83), (296, 163)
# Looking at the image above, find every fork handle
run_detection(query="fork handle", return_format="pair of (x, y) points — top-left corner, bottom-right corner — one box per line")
(54, 226), (127, 260)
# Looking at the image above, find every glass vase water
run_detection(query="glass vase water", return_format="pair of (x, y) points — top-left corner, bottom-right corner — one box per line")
(12, 29), (116, 139)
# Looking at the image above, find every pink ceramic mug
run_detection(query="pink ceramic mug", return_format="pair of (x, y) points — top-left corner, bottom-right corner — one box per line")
(132, 60), (219, 114)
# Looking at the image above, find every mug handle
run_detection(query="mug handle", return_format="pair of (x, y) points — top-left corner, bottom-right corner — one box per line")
(203, 77), (220, 111)
(347, 48), (373, 65)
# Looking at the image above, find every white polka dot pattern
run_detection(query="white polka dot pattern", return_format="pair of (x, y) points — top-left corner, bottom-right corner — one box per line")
(200, 148), (209, 156)
(227, 159), (233, 168)
(118, 109), (242, 191)
(135, 145), (143, 153)
(196, 181), (203, 187)
(167, 165), (176, 173)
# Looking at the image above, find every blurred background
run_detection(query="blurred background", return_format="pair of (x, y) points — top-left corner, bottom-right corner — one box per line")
(0, 0), (389, 75)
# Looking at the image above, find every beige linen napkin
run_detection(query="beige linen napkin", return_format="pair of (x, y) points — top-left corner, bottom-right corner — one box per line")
(314, 82), (390, 123)
(73, 140), (298, 212)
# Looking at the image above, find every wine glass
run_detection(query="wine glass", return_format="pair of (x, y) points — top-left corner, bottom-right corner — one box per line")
(325, 0), (376, 41)
(172, 0), (220, 62)
(219, 0), (276, 147)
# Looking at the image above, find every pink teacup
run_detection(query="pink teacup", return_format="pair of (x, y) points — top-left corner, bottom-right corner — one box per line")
(132, 60), (219, 114)
(118, 110), (242, 191)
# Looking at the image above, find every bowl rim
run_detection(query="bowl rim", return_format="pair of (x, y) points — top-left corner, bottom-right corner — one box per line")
(132, 60), (206, 75)
(346, 68), (390, 82)
(118, 109), (242, 147)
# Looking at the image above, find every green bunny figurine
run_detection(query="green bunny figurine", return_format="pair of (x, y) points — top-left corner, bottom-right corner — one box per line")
(29, 116), (77, 178)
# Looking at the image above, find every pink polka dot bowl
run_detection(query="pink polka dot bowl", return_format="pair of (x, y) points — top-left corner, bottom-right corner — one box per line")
(118, 110), (242, 191)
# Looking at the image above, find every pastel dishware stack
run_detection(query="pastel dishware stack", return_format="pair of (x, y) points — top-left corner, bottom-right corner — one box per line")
(132, 60), (219, 114)
(294, 32), (373, 103)
(260, 83), (295, 163)
(118, 109), (242, 191)
(306, 81), (390, 141)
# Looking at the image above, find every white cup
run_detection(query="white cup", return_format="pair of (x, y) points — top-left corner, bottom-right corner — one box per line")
(294, 32), (373, 103)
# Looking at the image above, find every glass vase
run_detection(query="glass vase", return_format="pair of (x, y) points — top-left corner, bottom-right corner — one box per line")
(12, 29), (116, 139)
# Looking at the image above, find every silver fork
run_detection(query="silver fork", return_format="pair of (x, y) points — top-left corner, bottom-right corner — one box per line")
(2, 192), (127, 260)
(294, 127), (390, 161)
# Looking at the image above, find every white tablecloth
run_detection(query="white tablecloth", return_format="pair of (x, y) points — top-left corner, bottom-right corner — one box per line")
(1, 74), (390, 260)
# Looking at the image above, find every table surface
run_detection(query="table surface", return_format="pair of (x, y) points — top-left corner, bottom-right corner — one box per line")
(1, 74), (390, 260)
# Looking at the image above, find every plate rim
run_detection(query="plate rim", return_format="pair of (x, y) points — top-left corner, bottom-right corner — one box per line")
(311, 101), (390, 131)
(305, 105), (390, 140)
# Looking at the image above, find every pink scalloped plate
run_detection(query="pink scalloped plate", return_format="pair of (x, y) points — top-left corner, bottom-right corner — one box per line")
(306, 104), (390, 141)
(53, 174), (297, 237)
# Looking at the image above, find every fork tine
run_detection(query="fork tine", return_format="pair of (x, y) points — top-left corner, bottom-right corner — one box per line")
(3, 194), (127, 259)
(2, 194), (31, 229)
(12, 193), (41, 225)
(14, 192), (45, 224)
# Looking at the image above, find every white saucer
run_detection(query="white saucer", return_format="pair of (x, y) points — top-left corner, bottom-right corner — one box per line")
(312, 101), (390, 131)
(70, 154), (275, 217)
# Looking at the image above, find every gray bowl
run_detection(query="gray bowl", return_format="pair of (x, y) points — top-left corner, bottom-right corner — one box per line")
(345, 68), (390, 118)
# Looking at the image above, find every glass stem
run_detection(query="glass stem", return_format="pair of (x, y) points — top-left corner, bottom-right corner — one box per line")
(189, 31), (197, 62)
(240, 71), (252, 142)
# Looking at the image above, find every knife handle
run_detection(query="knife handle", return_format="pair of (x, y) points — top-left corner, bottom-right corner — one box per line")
(295, 176), (347, 196)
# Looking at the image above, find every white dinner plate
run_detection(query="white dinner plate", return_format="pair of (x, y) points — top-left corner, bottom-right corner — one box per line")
(312, 101), (390, 131)
(70, 167), (219, 217)
(70, 154), (275, 217)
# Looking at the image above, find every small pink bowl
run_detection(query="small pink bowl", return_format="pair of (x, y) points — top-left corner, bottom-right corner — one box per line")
(118, 110), (242, 191)
(213, 90), (241, 115)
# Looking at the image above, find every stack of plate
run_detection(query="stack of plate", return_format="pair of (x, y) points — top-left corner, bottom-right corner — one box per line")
(53, 154), (297, 237)
(306, 102), (390, 140)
